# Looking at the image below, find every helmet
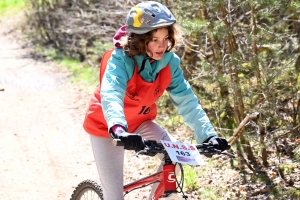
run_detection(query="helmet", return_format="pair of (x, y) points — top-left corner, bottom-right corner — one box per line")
(125, 1), (176, 34)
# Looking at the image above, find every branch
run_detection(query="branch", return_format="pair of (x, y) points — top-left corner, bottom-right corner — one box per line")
(272, 125), (300, 141)
(228, 112), (260, 145)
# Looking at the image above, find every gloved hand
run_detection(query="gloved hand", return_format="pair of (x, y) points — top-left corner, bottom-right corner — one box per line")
(110, 124), (145, 150)
(207, 136), (229, 151)
(117, 132), (145, 151)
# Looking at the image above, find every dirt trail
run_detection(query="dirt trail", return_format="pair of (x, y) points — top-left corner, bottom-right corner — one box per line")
(0, 17), (156, 200)
(0, 19), (99, 200)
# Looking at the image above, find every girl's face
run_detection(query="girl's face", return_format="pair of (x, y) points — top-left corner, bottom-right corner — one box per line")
(146, 28), (169, 60)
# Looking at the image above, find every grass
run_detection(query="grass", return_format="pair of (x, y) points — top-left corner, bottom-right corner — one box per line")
(294, 145), (300, 161)
(0, 0), (26, 16)
(291, 188), (300, 199)
(59, 58), (99, 86)
(31, 37), (115, 88)
(269, 186), (300, 199)
(35, 45), (100, 88)
(184, 165), (198, 192)
(198, 187), (223, 200)
(279, 163), (296, 179)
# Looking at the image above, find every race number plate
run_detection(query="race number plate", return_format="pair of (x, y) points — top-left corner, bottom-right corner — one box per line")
(161, 140), (205, 165)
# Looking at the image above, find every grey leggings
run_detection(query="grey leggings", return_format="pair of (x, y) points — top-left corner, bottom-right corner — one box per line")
(90, 120), (176, 200)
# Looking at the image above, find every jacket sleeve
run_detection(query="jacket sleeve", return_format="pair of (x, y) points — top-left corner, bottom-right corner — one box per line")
(167, 54), (218, 143)
(100, 49), (134, 131)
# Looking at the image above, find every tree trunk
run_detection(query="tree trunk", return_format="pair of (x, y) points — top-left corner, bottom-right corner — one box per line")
(251, 6), (268, 167)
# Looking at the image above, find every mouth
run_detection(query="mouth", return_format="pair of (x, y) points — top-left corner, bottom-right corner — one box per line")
(156, 52), (164, 56)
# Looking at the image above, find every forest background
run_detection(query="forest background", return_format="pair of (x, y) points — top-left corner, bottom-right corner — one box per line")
(4, 0), (300, 199)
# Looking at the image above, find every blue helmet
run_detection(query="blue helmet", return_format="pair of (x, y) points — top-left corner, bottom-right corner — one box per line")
(125, 1), (176, 34)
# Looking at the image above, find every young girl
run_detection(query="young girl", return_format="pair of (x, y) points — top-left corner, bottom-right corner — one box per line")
(83, 1), (229, 199)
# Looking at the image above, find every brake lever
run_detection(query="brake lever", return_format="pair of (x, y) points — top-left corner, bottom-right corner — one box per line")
(220, 151), (236, 158)
(200, 148), (236, 158)
(200, 148), (218, 157)
(135, 149), (148, 157)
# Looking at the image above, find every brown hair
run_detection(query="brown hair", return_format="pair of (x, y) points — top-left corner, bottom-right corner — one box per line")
(120, 25), (178, 58)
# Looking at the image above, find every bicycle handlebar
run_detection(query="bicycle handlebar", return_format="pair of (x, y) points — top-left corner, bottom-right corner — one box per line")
(112, 139), (125, 147)
(112, 139), (235, 158)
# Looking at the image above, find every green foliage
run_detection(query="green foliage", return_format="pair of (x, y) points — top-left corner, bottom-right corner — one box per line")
(156, 92), (187, 131)
(212, 21), (226, 40)
(290, 1), (300, 11)
(90, 41), (114, 56)
(58, 58), (99, 86)
(183, 165), (198, 192)
(172, 0), (300, 130)
(35, 45), (99, 86)
(290, 188), (300, 199)
(198, 187), (222, 200)
(0, 0), (26, 15)
(68, 64), (99, 86)
(252, 173), (268, 183)
(270, 186), (280, 198)
(181, 19), (208, 38)
(269, 186), (300, 199)
(294, 145), (300, 161)
(279, 163), (296, 177)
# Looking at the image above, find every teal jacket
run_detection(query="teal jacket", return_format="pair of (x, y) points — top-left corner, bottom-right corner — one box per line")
(100, 48), (217, 143)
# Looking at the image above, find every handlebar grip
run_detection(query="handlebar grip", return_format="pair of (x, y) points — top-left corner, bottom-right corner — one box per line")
(112, 139), (125, 146)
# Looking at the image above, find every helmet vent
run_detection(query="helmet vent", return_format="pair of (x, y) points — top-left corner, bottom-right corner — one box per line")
(145, 9), (155, 18)
(152, 5), (161, 12)
(130, 11), (137, 17)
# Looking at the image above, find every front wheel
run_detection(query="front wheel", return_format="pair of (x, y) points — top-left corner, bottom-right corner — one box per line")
(70, 179), (104, 200)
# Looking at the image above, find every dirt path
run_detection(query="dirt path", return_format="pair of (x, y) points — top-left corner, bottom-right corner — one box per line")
(0, 18), (100, 200)
(0, 17), (157, 200)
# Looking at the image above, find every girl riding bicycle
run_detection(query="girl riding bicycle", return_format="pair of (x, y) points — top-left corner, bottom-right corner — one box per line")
(83, 1), (229, 199)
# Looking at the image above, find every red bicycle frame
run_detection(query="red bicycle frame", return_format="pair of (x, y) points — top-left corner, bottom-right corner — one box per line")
(124, 162), (177, 200)
(114, 139), (234, 200)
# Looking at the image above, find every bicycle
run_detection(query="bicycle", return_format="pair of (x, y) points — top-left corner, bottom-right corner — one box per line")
(70, 139), (235, 200)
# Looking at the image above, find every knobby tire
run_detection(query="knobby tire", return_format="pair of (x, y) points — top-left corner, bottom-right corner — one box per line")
(70, 179), (104, 200)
